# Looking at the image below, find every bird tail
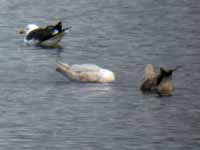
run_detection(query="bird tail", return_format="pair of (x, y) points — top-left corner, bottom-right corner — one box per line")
(63, 26), (72, 33)
(172, 65), (182, 72)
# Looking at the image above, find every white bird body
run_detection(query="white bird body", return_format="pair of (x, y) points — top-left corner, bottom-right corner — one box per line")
(56, 63), (115, 83)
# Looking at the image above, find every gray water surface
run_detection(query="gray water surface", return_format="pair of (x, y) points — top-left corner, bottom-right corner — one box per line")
(0, 0), (200, 149)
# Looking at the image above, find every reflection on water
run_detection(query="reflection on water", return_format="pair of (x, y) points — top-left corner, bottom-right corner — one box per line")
(0, 0), (200, 149)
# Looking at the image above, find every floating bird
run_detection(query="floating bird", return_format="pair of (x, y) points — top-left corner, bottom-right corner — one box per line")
(56, 63), (115, 83)
(140, 64), (180, 96)
(18, 21), (71, 47)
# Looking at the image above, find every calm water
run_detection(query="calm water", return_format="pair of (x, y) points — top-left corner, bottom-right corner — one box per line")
(0, 0), (200, 149)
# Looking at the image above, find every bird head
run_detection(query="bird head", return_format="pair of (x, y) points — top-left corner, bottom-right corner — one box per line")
(18, 24), (39, 35)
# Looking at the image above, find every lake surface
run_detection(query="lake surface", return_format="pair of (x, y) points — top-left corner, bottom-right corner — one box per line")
(0, 0), (200, 149)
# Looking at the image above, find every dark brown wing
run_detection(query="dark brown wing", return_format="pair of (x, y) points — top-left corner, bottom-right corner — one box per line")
(26, 28), (54, 41)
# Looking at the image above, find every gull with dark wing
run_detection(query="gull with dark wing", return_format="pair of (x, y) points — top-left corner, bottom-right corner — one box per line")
(18, 21), (71, 47)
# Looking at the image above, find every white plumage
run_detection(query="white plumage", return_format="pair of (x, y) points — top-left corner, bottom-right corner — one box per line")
(56, 63), (115, 83)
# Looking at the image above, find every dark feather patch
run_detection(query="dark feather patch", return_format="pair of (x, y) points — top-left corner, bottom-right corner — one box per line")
(26, 28), (53, 41)
(26, 22), (67, 42)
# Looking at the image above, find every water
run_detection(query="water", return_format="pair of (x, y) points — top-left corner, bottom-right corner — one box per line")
(0, 0), (200, 149)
